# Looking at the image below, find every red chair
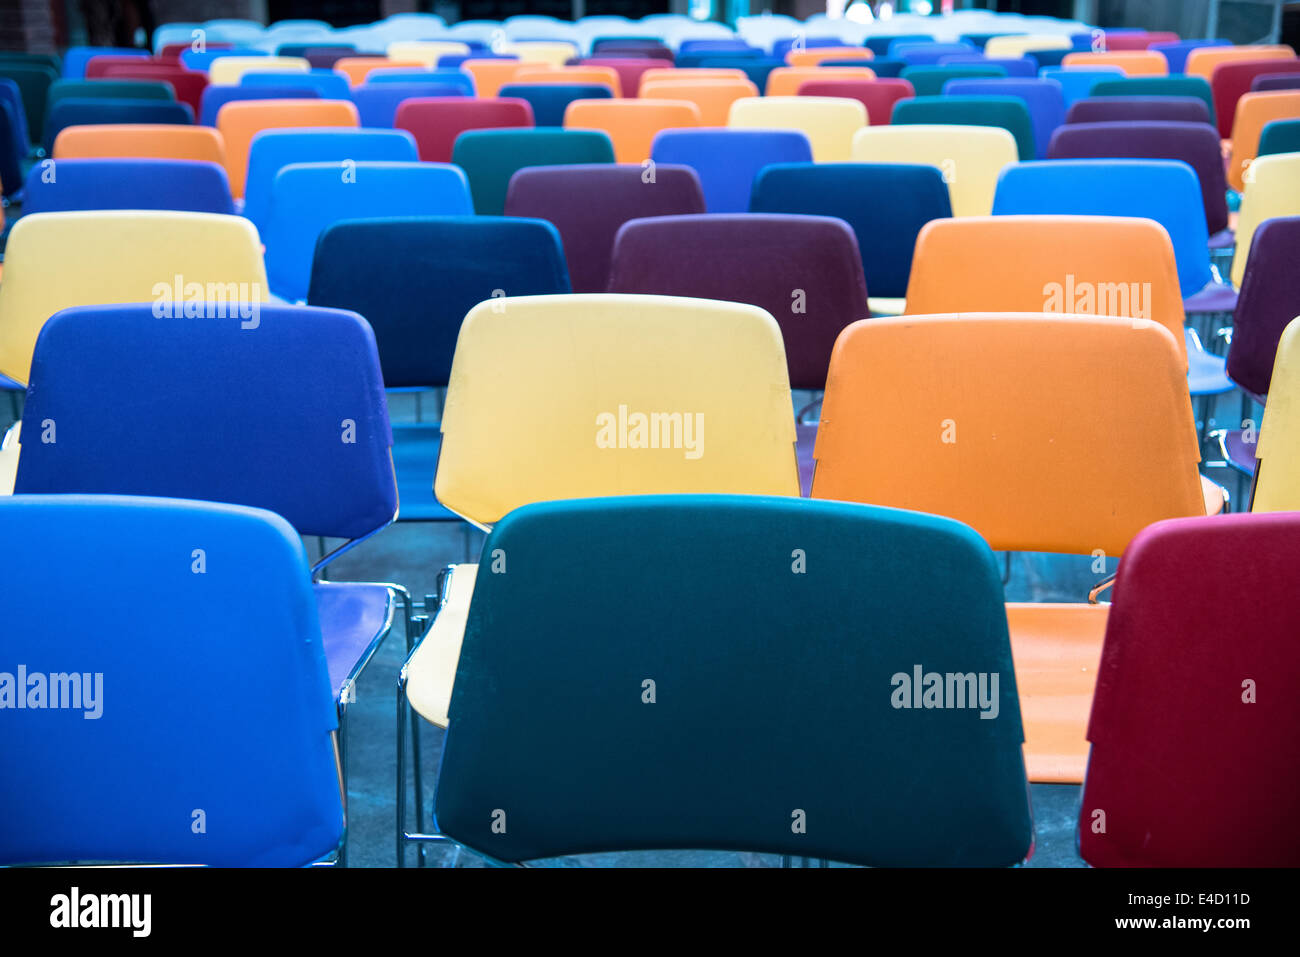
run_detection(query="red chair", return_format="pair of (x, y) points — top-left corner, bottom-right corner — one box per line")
(796, 77), (914, 125)
(1211, 58), (1300, 137)
(394, 97), (534, 163)
(577, 57), (674, 99)
(1078, 512), (1300, 867)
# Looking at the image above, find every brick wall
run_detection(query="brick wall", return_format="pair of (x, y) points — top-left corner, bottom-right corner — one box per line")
(0, 0), (57, 54)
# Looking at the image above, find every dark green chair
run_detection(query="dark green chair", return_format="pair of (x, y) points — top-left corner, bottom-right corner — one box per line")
(0, 62), (58, 149)
(893, 94), (1037, 160)
(1258, 118), (1300, 158)
(420, 495), (1034, 867)
(900, 64), (1008, 97)
(1090, 76), (1216, 128)
(450, 128), (615, 215)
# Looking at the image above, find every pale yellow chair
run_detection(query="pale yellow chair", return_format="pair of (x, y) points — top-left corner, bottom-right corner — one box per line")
(1231, 151), (1300, 289)
(386, 40), (471, 67)
(984, 34), (1072, 59)
(500, 41), (579, 67)
(729, 95), (865, 162)
(1185, 44), (1296, 82)
(1227, 91), (1300, 191)
(209, 55), (309, 86)
(0, 211), (268, 386)
(1253, 316), (1300, 513)
(765, 66), (874, 97)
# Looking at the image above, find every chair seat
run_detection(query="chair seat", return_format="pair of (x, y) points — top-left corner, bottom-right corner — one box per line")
(796, 422), (817, 497)
(1187, 332), (1235, 394)
(405, 563), (478, 728)
(314, 581), (395, 704)
(1184, 281), (1238, 315)
(1217, 428), (1258, 475)
(392, 422), (457, 522)
(1006, 601), (1110, 784)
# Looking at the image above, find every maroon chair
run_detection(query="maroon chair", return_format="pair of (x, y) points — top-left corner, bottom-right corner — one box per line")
(1212, 59), (1300, 137)
(84, 54), (161, 78)
(796, 78), (914, 125)
(394, 97), (534, 163)
(1103, 30), (1179, 51)
(1065, 95), (1211, 125)
(607, 213), (869, 392)
(1079, 512), (1300, 867)
(1253, 73), (1300, 93)
(99, 62), (208, 116)
(504, 164), (705, 293)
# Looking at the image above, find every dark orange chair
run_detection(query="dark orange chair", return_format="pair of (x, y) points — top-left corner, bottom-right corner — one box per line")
(512, 65), (622, 98)
(563, 98), (700, 163)
(52, 124), (226, 165)
(637, 77), (758, 125)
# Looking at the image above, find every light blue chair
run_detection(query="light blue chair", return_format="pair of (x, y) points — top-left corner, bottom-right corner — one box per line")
(943, 77), (1066, 159)
(1039, 65), (1124, 106)
(366, 68), (475, 95)
(651, 128), (814, 213)
(353, 83), (466, 127)
(61, 46), (148, 79)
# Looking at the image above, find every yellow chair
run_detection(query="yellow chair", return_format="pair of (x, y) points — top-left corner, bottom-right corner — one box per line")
(386, 40), (471, 67)
(1227, 91), (1300, 191)
(984, 34), (1072, 59)
(0, 211), (268, 386)
(1185, 44), (1296, 82)
(1253, 316), (1300, 512)
(500, 41), (579, 67)
(1231, 151), (1300, 289)
(209, 55), (309, 86)
(765, 66), (874, 97)
(729, 95), (865, 162)
(850, 123), (1018, 217)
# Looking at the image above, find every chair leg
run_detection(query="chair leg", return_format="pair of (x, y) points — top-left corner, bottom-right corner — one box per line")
(396, 674), (407, 868)
(337, 701), (350, 867)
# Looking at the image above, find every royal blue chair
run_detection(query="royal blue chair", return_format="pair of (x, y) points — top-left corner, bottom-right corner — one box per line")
(367, 69), (475, 95)
(0, 99), (22, 199)
(43, 98), (192, 153)
(262, 161), (473, 301)
(241, 69), (351, 99)
(938, 54), (1037, 77)
(20, 157), (236, 214)
(650, 128), (813, 214)
(352, 83), (466, 127)
(0, 494), (345, 867)
(943, 77), (1066, 159)
(893, 41), (978, 65)
(199, 83), (321, 126)
(61, 46), (149, 79)
(0, 77), (31, 155)
(421, 495), (1033, 867)
(242, 128), (419, 232)
(306, 216), (571, 521)
(1149, 39), (1232, 74)
(1039, 66), (1124, 107)
(497, 83), (612, 126)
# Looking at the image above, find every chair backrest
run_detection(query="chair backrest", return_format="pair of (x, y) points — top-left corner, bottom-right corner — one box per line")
(2, 62), (62, 144)
(1209, 59), (1300, 136)
(51, 122), (225, 164)
(435, 294), (800, 527)
(307, 216), (570, 389)
(1046, 120), (1229, 235)
(938, 54), (1037, 77)
(210, 55), (309, 86)
(514, 65), (623, 96)
(649, 127), (812, 213)
(1089, 75), (1216, 124)
(243, 69), (352, 99)
(262, 161), (473, 301)
(450, 128), (615, 215)
(217, 98), (359, 197)
(984, 34), (1070, 59)
(14, 303), (396, 542)
(393, 97), (534, 163)
(198, 83), (321, 126)
(727, 95), (865, 162)
(368, 68), (477, 95)
(497, 83), (612, 125)
(0, 494), (344, 867)
(795, 77), (914, 125)
(1254, 317), (1300, 512)
(1259, 117), (1300, 155)
(63, 46), (149, 79)
(900, 64), (1006, 96)
(1185, 44), (1296, 82)
(46, 77), (173, 114)
(1062, 50), (1168, 75)
(563, 98), (700, 163)
(242, 127), (418, 230)
(905, 215), (1188, 363)
(851, 123), (1018, 216)
(579, 57), (675, 99)
(44, 98), (193, 153)
(992, 159), (1211, 297)
(1227, 91), (1300, 190)
(504, 163), (705, 293)
(764, 66), (875, 96)
(1231, 151), (1300, 288)
(1148, 38), (1230, 74)
(1065, 94), (1211, 124)
(435, 494), (1032, 867)
(334, 56), (424, 86)
(1253, 72), (1300, 93)
(463, 59), (526, 97)
(0, 75), (30, 150)
(607, 213), (867, 390)
(891, 94), (1035, 160)
(1078, 512), (1300, 866)
(20, 157), (235, 215)
(812, 314), (1205, 555)
(0, 210), (267, 386)
(98, 63), (208, 115)
(1227, 217), (1300, 398)
(638, 77), (757, 125)
(351, 82), (463, 127)
(1038, 66), (1124, 106)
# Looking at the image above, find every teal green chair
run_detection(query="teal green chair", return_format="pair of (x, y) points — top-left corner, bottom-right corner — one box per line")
(892, 95), (1036, 160)
(1258, 118), (1300, 158)
(1090, 76), (1216, 128)
(899, 64), (1007, 97)
(0, 61), (58, 148)
(450, 128), (616, 215)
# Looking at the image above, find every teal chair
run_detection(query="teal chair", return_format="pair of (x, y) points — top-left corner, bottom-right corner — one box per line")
(0, 61), (58, 149)
(1090, 75), (1216, 128)
(899, 64), (1007, 97)
(892, 95), (1036, 160)
(1258, 118), (1300, 158)
(409, 495), (1034, 867)
(450, 128), (615, 215)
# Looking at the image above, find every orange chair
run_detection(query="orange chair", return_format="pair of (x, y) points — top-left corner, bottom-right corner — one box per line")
(766, 66), (875, 96)
(216, 99), (359, 198)
(637, 67), (749, 93)
(52, 124), (226, 165)
(464, 60), (527, 98)
(638, 77), (758, 125)
(564, 99), (700, 162)
(1185, 44), (1297, 82)
(333, 57), (425, 86)
(812, 313), (1210, 783)
(787, 47), (874, 67)
(1061, 50), (1168, 75)
(1227, 90), (1300, 191)
(512, 65), (622, 98)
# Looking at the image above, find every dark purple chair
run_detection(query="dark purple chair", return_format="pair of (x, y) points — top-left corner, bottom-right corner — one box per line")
(1065, 96), (1212, 126)
(1047, 120), (1231, 241)
(504, 164), (705, 294)
(607, 213), (869, 393)
(1252, 73), (1300, 93)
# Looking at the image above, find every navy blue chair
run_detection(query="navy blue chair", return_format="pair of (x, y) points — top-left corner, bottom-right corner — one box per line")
(651, 128), (813, 213)
(848, 56), (905, 77)
(44, 98), (193, 154)
(0, 77), (31, 154)
(199, 83), (322, 126)
(0, 494), (345, 867)
(306, 216), (572, 521)
(497, 83), (613, 126)
(0, 98), (22, 199)
(352, 83), (466, 127)
(21, 157), (236, 214)
(943, 77), (1067, 159)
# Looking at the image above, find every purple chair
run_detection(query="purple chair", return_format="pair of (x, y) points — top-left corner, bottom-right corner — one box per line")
(503, 164), (705, 294)
(1253, 73), (1300, 93)
(1047, 120), (1231, 242)
(1066, 96), (1212, 126)
(607, 213), (868, 393)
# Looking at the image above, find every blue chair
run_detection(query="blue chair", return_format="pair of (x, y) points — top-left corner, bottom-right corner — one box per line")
(893, 41), (978, 65)
(61, 46), (149, 79)
(44, 98), (192, 154)
(771, 36), (853, 59)
(943, 77), (1066, 159)
(353, 83), (466, 127)
(750, 162), (952, 302)
(1039, 66), (1124, 106)
(497, 83), (612, 126)
(0, 494), (345, 867)
(866, 34), (931, 55)
(1023, 47), (1071, 68)
(306, 216), (571, 521)
(0, 77), (31, 153)
(1149, 38), (1232, 74)
(243, 128), (418, 232)
(20, 158), (236, 214)
(242, 69), (350, 99)
(938, 54), (1038, 77)
(437, 53), (518, 68)
(180, 47), (266, 72)
(420, 495), (1033, 867)
(651, 128), (813, 214)
(367, 69), (475, 95)
(199, 83), (321, 127)
(262, 161), (473, 301)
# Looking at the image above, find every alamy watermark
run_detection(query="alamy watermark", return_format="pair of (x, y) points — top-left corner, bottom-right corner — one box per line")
(596, 405), (704, 460)
(890, 665), (1000, 719)
(152, 275), (262, 329)
(0, 666), (103, 719)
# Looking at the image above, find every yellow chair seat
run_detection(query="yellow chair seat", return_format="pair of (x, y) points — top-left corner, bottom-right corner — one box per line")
(0, 422), (19, 495)
(405, 563), (478, 728)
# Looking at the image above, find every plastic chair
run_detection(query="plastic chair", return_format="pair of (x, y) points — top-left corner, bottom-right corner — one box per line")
(578, 57), (675, 99)
(62, 46), (149, 79)
(812, 313), (1210, 782)
(727, 95), (864, 163)
(52, 123), (224, 164)
(608, 214), (868, 390)
(650, 128), (811, 214)
(1065, 94), (1211, 125)
(198, 83), (321, 126)
(1061, 50), (1168, 75)
(513, 65), (622, 96)
(891, 94), (1035, 161)
(96, 62), (209, 116)
(942, 78), (1066, 158)
(0, 62), (57, 148)
(414, 494), (1033, 868)
(938, 54), (1037, 77)
(1253, 72), (1300, 92)
(851, 123), (1016, 217)
(1086, 75), (1216, 125)
(394, 98), (534, 163)
(1210, 59), (1300, 137)
(895, 42), (979, 66)
(900, 64), (1006, 96)
(505, 164), (704, 293)
(1078, 512), (1300, 866)
(44, 98), (193, 154)
(334, 57), (424, 86)
(638, 77), (757, 126)
(1184, 44), (1296, 82)
(242, 69), (351, 99)
(984, 34), (1071, 60)
(0, 495), (344, 868)
(637, 66), (748, 89)
(366, 68), (476, 95)
(1231, 152), (1300, 289)
(261, 161), (473, 301)
(217, 98), (359, 197)
(1227, 91), (1300, 191)
(697, 55), (783, 89)
(765, 66), (875, 96)
(463, 59), (526, 97)
(387, 40), (471, 66)
(20, 157), (235, 215)
(47, 78), (174, 115)
(497, 83), (612, 125)
(795, 77), (913, 125)
(1253, 316), (1300, 512)
(0, 76), (30, 155)
(451, 128), (615, 215)
(563, 99), (700, 163)
(787, 46), (873, 67)
(1148, 39), (1231, 74)
(1038, 66), (1124, 106)
(1259, 117), (1300, 156)
(306, 216), (572, 520)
